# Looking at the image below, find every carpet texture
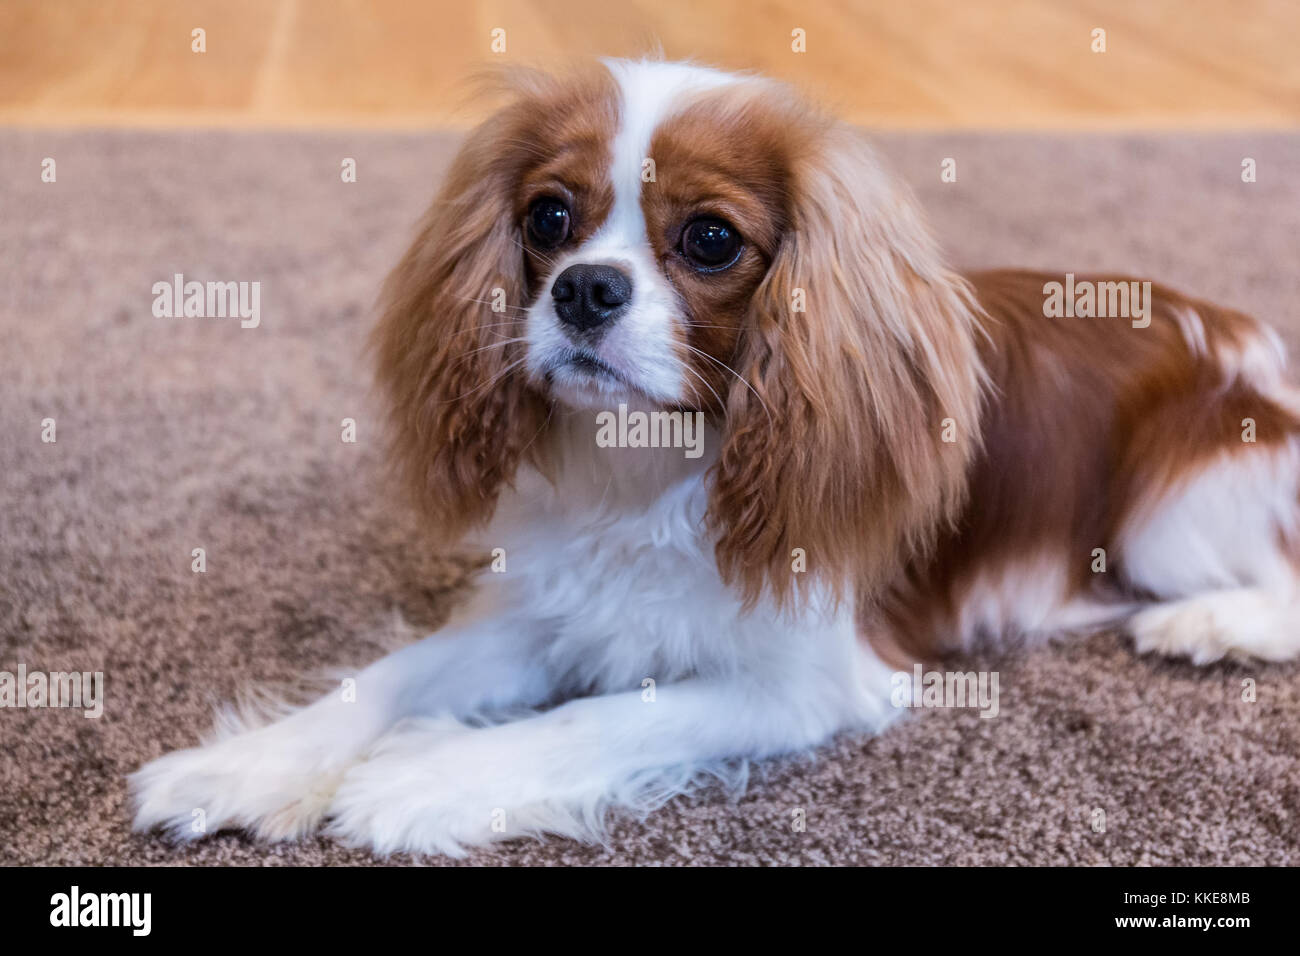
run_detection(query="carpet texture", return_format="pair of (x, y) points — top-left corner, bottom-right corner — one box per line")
(3, 129), (1299, 866)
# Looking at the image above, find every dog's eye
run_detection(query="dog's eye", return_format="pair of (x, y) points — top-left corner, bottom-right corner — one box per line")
(527, 198), (571, 248)
(681, 217), (742, 272)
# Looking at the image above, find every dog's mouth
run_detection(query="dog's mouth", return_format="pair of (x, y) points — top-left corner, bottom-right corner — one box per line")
(541, 348), (652, 409)
(545, 348), (634, 390)
(562, 350), (625, 383)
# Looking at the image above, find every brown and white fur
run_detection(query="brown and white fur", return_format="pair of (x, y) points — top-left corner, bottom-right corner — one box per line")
(131, 59), (1300, 856)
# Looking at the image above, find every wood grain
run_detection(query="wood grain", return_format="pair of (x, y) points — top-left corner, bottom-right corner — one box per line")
(2, 0), (1296, 128)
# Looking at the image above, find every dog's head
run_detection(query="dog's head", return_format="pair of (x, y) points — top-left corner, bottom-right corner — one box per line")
(373, 58), (984, 606)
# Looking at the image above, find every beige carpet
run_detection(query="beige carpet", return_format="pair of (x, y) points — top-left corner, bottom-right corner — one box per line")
(3, 129), (1299, 866)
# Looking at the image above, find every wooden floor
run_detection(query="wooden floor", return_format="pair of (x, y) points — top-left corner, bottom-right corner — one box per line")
(2, 0), (1298, 128)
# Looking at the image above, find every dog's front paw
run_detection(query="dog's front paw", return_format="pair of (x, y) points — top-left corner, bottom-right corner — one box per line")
(325, 719), (499, 857)
(131, 734), (349, 842)
(325, 717), (611, 857)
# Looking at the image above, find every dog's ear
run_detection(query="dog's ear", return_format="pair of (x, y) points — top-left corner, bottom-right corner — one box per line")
(709, 125), (986, 610)
(371, 93), (549, 540)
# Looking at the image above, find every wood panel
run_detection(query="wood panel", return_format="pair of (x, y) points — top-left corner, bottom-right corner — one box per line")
(1, 0), (1296, 127)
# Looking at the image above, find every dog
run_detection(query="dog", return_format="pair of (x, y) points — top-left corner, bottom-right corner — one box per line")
(132, 58), (1300, 856)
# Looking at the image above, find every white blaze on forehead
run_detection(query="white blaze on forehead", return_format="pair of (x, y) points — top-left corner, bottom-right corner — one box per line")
(597, 59), (741, 243)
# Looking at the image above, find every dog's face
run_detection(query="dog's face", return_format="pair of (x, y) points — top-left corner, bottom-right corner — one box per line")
(516, 62), (793, 412)
(373, 59), (984, 607)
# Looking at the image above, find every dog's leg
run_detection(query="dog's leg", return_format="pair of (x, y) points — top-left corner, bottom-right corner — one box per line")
(325, 640), (892, 857)
(1120, 439), (1300, 664)
(1128, 586), (1300, 663)
(131, 594), (553, 841)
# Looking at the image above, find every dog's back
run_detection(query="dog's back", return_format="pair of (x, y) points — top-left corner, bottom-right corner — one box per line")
(877, 268), (1300, 662)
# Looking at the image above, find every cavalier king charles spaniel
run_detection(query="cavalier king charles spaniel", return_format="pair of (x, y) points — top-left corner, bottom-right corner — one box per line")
(133, 58), (1300, 856)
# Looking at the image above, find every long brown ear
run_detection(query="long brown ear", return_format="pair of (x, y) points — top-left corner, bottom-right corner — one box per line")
(710, 124), (986, 610)
(371, 100), (547, 539)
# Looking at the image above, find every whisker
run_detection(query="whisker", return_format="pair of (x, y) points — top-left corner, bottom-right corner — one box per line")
(679, 342), (773, 425)
(519, 399), (558, 458)
(439, 357), (529, 405)
(680, 361), (725, 414)
(511, 236), (559, 270)
(450, 321), (529, 336)
(456, 337), (529, 359)
(447, 293), (530, 314)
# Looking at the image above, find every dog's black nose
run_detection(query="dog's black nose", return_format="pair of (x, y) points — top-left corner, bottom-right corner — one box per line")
(551, 264), (632, 333)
